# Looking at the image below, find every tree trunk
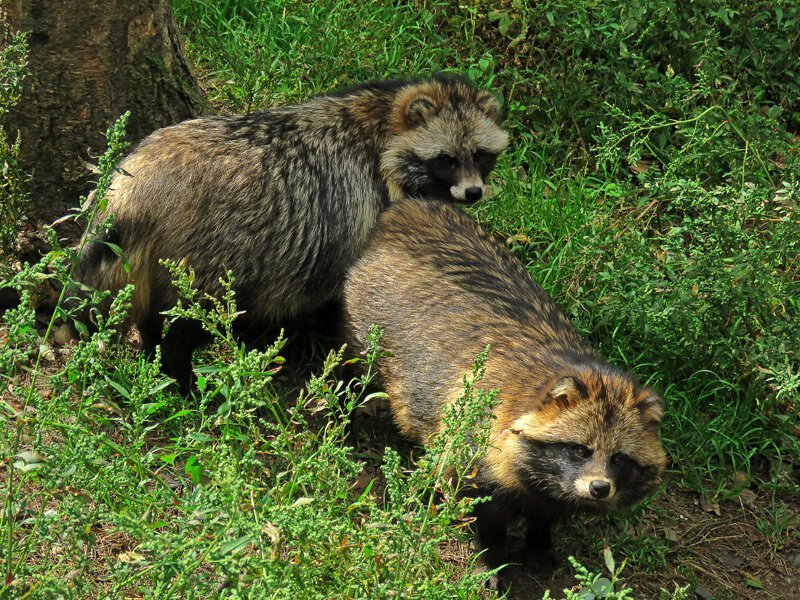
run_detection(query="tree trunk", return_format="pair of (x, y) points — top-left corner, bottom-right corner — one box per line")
(2, 0), (207, 226)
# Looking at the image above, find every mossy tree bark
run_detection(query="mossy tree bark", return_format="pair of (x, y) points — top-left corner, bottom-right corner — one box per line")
(2, 0), (207, 225)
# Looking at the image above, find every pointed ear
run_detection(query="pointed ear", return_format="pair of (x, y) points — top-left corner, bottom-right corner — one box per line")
(405, 95), (438, 128)
(475, 90), (501, 122)
(635, 392), (664, 426)
(542, 376), (579, 410)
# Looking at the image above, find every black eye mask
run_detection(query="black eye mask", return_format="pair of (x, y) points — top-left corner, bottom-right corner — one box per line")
(474, 150), (498, 177)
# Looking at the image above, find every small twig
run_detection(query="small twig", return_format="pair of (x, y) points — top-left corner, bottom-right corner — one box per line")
(612, 198), (660, 243)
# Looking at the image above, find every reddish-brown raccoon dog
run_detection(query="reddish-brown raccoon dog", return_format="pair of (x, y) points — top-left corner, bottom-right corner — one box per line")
(343, 199), (667, 591)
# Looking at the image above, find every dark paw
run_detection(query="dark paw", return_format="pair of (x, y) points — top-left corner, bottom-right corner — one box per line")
(484, 570), (511, 594)
(524, 547), (560, 573)
(171, 374), (194, 397)
(475, 559), (511, 593)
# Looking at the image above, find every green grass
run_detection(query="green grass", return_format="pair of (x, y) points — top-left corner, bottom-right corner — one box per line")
(2, 0), (799, 597)
(173, 0), (465, 112)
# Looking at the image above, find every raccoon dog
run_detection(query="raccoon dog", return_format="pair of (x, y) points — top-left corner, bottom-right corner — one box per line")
(343, 200), (667, 590)
(74, 75), (509, 393)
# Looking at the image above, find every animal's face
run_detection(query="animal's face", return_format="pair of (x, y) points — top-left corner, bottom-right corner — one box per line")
(409, 116), (502, 203)
(511, 368), (668, 511)
(381, 79), (509, 203)
(519, 437), (663, 512)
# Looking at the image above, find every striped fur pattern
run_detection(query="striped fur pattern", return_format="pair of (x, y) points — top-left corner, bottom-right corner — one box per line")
(343, 199), (667, 590)
(74, 75), (508, 393)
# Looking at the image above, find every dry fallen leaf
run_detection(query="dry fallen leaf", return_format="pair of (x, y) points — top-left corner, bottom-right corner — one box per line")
(664, 527), (680, 543)
(731, 470), (749, 489)
(117, 551), (147, 564)
(700, 496), (722, 516)
(506, 233), (530, 246)
(290, 497), (314, 508)
(719, 549), (744, 568)
(738, 489), (757, 507)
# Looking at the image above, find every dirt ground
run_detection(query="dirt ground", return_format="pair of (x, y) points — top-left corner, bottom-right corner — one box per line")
(509, 488), (800, 599)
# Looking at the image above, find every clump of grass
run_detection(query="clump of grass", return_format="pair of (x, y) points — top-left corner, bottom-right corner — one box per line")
(172, 0), (467, 112)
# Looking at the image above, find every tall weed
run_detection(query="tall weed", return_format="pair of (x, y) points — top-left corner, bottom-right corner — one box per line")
(0, 31), (30, 265)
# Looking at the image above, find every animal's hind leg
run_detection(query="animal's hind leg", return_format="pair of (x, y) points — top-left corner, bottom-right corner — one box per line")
(137, 313), (164, 359)
(160, 318), (212, 395)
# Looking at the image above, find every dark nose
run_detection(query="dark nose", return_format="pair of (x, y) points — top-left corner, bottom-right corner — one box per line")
(464, 186), (483, 203)
(589, 480), (611, 500)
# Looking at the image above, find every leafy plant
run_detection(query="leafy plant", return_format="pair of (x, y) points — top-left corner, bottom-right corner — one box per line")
(540, 549), (691, 600)
(0, 31), (30, 264)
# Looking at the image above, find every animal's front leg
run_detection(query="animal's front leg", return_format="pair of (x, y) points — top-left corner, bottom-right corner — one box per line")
(524, 516), (560, 572)
(473, 500), (513, 592)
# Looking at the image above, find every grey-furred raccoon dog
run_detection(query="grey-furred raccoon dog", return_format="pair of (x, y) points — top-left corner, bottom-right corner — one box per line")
(74, 75), (509, 393)
(343, 199), (667, 592)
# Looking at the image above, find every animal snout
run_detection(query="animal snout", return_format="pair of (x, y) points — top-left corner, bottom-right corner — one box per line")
(589, 480), (611, 500)
(464, 186), (483, 203)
